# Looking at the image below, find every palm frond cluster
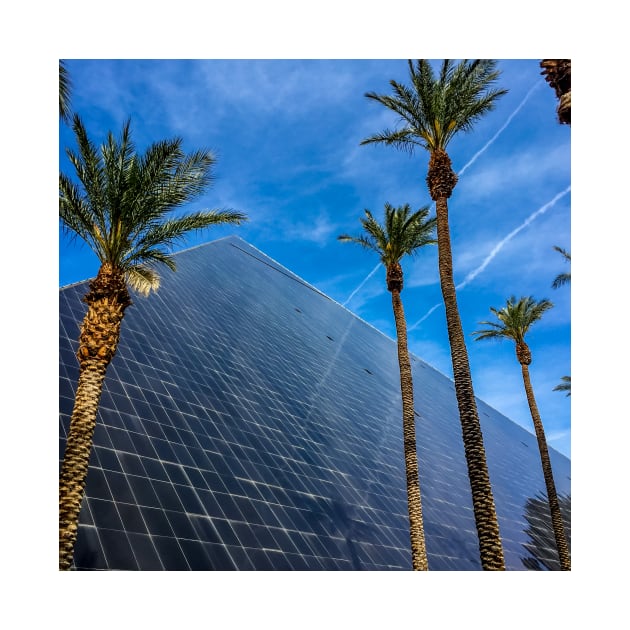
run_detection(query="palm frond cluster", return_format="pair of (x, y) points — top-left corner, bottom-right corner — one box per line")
(474, 296), (554, 346)
(60, 115), (246, 296)
(362, 60), (507, 154)
(339, 204), (436, 266)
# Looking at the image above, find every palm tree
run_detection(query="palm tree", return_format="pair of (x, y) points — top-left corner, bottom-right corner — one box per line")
(473, 296), (571, 570)
(59, 114), (247, 570)
(339, 203), (436, 570)
(551, 245), (571, 289)
(540, 60), (571, 125)
(553, 375), (571, 397)
(361, 60), (508, 570)
(59, 60), (72, 122)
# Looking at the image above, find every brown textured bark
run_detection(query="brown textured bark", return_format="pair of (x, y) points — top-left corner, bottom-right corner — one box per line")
(428, 152), (505, 570)
(516, 341), (532, 366)
(540, 59), (571, 125)
(520, 355), (571, 570)
(390, 282), (429, 570)
(386, 261), (403, 293)
(427, 150), (458, 200)
(59, 264), (130, 570)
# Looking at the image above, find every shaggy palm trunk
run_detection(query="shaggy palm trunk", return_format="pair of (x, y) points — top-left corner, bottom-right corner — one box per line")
(518, 345), (571, 570)
(388, 267), (428, 570)
(59, 264), (131, 570)
(428, 150), (505, 570)
(540, 59), (571, 125)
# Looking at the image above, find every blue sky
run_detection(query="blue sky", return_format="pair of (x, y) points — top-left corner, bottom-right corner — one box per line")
(59, 59), (571, 459)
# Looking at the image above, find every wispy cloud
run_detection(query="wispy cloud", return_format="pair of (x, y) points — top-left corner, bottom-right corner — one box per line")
(455, 142), (570, 203)
(456, 186), (571, 290)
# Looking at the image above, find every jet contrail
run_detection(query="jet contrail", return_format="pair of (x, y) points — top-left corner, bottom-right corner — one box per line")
(456, 186), (571, 290)
(342, 81), (540, 307)
(343, 262), (381, 306)
(408, 185), (571, 331)
(458, 81), (541, 177)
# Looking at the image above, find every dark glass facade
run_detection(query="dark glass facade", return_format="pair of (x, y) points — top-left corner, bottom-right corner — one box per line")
(59, 236), (571, 570)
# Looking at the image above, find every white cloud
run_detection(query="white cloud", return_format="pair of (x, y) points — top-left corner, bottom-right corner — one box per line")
(280, 211), (340, 246)
(456, 142), (571, 202)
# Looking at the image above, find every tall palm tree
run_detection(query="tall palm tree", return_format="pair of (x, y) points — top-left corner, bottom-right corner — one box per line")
(361, 59), (507, 570)
(59, 60), (72, 122)
(59, 114), (247, 570)
(339, 203), (436, 570)
(540, 60), (571, 125)
(551, 245), (571, 289)
(473, 296), (571, 570)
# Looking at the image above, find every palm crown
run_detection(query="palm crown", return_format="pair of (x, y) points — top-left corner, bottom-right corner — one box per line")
(361, 59), (508, 154)
(59, 114), (247, 295)
(338, 203), (436, 267)
(473, 296), (553, 345)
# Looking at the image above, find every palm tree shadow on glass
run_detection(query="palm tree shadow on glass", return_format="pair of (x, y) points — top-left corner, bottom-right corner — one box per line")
(59, 114), (247, 570)
(521, 493), (571, 570)
(339, 202), (436, 570)
(362, 59), (508, 570)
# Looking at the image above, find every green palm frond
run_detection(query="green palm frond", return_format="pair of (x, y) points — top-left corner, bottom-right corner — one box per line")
(552, 272), (571, 289)
(125, 265), (162, 296)
(60, 115), (248, 283)
(337, 233), (382, 256)
(473, 296), (553, 345)
(553, 375), (571, 396)
(123, 210), (247, 270)
(59, 61), (72, 122)
(339, 203), (436, 270)
(363, 59), (507, 153)
(552, 245), (571, 289)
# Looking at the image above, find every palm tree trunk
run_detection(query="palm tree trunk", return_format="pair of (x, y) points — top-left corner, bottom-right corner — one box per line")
(59, 360), (109, 569)
(59, 264), (130, 570)
(520, 363), (571, 570)
(391, 289), (429, 570)
(434, 195), (505, 571)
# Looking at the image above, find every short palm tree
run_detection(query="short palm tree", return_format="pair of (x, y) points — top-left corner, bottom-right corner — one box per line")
(59, 114), (247, 570)
(473, 296), (571, 570)
(339, 203), (436, 570)
(59, 60), (71, 122)
(362, 60), (508, 570)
